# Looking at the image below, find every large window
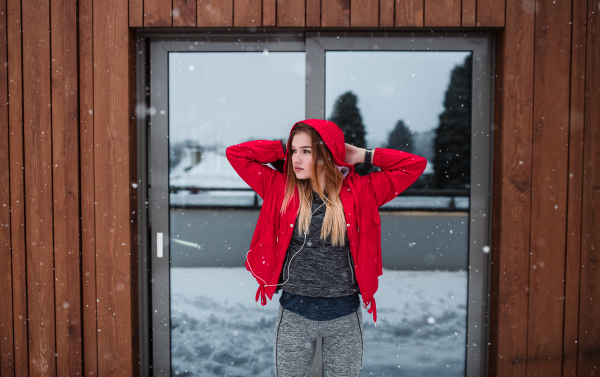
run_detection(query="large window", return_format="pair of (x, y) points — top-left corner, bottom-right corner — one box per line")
(139, 31), (493, 377)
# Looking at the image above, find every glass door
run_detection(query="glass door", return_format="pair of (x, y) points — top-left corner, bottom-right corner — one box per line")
(145, 31), (493, 377)
(326, 50), (472, 376)
(307, 32), (493, 377)
(148, 35), (307, 376)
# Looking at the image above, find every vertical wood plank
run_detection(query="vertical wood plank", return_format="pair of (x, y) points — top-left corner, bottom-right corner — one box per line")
(488, 0), (535, 375)
(462, 0), (476, 26)
(394, 0), (423, 27)
(129, 0), (144, 27)
(477, 0), (506, 27)
(562, 0), (588, 374)
(234, 0), (262, 27)
(527, 1), (572, 376)
(144, 0), (173, 26)
(322, 0), (350, 27)
(197, 0), (233, 26)
(263, 0), (276, 26)
(93, 0), (136, 374)
(6, 0), (29, 375)
(489, 26), (506, 377)
(306, 0), (321, 27)
(22, 0), (58, 374)
(127, 28), (140, 377)
(174, 0), (197, 27)
(423, 0), (460, 26)
(351, 0), (379, 27)
(380, 0), (394, 27)
(0, 0), (15, 372)
(79, 0), (99, 374)
(578, 0), (600, 374)
(277, 0), (305, 27)
(51, 0), (83, 375)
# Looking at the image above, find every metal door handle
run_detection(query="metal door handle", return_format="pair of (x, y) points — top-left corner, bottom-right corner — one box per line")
(157, 232), (163, 258)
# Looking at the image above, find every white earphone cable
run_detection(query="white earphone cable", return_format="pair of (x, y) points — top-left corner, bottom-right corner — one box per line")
(246, 194), (327, 289)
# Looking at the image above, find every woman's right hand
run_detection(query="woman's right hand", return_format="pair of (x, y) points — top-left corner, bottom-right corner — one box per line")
(344, 143), (366, 166)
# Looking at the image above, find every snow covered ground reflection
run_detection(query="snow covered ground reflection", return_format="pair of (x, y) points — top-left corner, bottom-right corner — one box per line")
(170, 267), (467, 376)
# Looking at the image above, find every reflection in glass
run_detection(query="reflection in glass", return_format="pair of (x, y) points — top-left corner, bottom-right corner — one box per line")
(168, 51), (305, 376)
(165, 48), (474, 376)
(169, 51), (304, 208)
(326, 51), (472, 376)
(326, 51), (472, 197)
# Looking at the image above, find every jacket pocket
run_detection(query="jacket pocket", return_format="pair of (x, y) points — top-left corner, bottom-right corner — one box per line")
(369, 212), (382, 275)
(246, 230), (276, 284)
(367, 190), (382, 226)
(372, 210), (381, 225)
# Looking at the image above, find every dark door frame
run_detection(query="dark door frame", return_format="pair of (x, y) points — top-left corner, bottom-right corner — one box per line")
(136, 29), (495, 377)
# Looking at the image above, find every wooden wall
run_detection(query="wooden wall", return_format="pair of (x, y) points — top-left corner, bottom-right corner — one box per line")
(130, 0), (506, 27)
(489, 1), (599, 376)
(0, 0), (138, 376)
(0, 0), (597, 376)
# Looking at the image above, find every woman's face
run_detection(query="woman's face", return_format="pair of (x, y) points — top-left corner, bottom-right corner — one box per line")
(291, 131), (323, 180)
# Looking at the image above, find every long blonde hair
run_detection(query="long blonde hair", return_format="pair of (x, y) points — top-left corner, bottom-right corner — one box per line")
(280, 123), (348, 247)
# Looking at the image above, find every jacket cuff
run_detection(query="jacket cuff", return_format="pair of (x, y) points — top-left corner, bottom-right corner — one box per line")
(372, 148), (382, 167)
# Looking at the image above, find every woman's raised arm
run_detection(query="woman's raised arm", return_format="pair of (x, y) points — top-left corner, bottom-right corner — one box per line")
(226, 139), (286, 200)
(362, 148), (427, 207)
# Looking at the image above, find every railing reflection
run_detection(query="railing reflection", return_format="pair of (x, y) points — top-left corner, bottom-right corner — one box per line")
(169, 187), (469, 211)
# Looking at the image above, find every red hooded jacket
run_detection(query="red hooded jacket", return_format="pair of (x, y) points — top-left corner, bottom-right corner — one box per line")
(226, 119), (427, 325)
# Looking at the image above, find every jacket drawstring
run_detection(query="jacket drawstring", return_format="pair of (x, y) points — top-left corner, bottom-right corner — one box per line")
(255, 285), (267, 307)
(364, 296), (377, 326)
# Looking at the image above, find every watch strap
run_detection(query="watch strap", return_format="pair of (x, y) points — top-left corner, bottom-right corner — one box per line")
(365, 149), (373, 169)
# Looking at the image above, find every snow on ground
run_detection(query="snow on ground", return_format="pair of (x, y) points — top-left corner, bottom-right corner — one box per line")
(170, 267), (467, 376)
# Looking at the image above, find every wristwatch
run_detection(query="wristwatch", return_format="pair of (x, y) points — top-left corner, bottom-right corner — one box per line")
(365, 148), (373, 170)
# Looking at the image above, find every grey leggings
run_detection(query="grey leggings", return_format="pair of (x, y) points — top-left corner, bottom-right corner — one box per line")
(273, 304), (364, 377)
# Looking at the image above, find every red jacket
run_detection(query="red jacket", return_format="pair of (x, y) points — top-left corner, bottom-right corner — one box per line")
(226, 119), (427, 324)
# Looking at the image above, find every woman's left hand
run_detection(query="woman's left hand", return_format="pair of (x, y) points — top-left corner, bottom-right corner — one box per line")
(344, 143), (366, 165)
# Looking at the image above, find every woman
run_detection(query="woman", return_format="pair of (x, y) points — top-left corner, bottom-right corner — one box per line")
(226, 119), (426, 376)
